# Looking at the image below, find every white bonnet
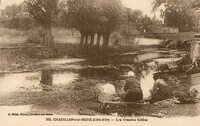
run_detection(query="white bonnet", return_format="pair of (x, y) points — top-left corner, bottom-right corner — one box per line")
(127, 71), (135, 77)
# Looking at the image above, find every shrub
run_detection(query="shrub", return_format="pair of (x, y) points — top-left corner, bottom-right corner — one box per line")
(25, 28), (43, 44)
(110, 32), (124, 45)
(4, 17), (34, 30)
(0, 27), (27, 36)
(73, 79), (99, 90)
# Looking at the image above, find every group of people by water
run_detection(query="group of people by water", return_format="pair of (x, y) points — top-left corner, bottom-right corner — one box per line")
(97, 67), (199, 105)
(114, 38), (200, 104)
(119, 70), (173, 103)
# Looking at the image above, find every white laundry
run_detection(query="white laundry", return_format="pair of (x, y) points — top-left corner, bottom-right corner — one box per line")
(96, 83), (116, 95)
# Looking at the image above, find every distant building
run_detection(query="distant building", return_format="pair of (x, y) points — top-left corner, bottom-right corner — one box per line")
(146, 25), (179, 34)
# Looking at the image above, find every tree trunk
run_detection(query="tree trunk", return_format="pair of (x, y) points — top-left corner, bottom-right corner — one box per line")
(96, 33), (101, 46)
(47, 28), (54, 47)
(85, 35), (88, 46)
(80, 31), (85, 45)
(42, 25), (54, 47)
(41, 26), (46, 46)
(90, 33), (95, 46)
(42, 34), (46, 46)
(103, 33), (110, 47)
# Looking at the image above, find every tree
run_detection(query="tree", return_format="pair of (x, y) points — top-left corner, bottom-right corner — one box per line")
(124, 9), (143, 27)
(152, 0), (198, 31)
(3, 4), (22, 18)
(66, 0), (124, 47)
(151, 14), (162, 25)
(0, 2), (34, 30)
(140, 15), (153, 32)
(99, 0), (124, 46)
(119, 8), (143, 37)
(26, 0), (61, 46)
(66, 0), (101, 45)
(192, 0), (200, 13)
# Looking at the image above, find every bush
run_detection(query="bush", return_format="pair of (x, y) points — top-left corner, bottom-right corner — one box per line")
(0, 27), (27, 36)
(73, 79), (99, 90)
(25, 28), (43, 44)
(4, 17), (34, 30)
(0, 18), (9, 27)
(110, 32), (124, 45)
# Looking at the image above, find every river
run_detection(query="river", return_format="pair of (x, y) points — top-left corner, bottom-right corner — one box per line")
(0, 39), (200, 117)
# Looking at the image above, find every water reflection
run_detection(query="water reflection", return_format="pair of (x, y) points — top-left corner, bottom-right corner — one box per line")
(80, 66), (119, 79)
(140, 70), (155, 98)
(134, 38), (164, 46)
(92, 52), (166, 65)
(81, 55), (158, 99)
(190, 73), (200, 85)
(140, 64), (200, 100)
(40, 70), (53, 91)
(0, 70), (79, 94)
(40, 70), (53, 86)
(39, 58), (85, 65)
(0, 72), (41, 93)
(53, 72), (79, 85)
(136, 53), (166, 62)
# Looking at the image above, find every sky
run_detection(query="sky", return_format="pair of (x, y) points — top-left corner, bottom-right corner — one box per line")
(0, 0), (24, 9)
(0, 0), (157, 17)
(122, 0), (154, 16)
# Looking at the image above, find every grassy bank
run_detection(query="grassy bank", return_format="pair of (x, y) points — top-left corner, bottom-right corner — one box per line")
(0, 27), (80, 37)
(0, 42), (140, 72)
(0, 79), (101, 106)
(0, 43), (82, 72)
(143, 32), (199, 40)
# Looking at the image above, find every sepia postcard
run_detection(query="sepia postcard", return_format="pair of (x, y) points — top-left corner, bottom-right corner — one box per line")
(0, 0), (200, 126)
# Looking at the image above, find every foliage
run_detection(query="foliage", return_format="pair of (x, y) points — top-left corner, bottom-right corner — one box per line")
(191, 0), (200, 13)
(0, 27), (79, 37)
(26, 0), (60, 27)
(26, 0), (62, 46)
(0, 27), (36, 36)
(115, 7), (153, 40)
(66, 0), (100, 32)
(0, 3), (34, 30)
(100, 0), (124, 33)
(143, 31), (197, 40)
(65, 0), (124, 46)
(4, 17), (34, 30)
(110, 32), (124, 45)
(152, 0), (199, 31)
(0, 0), (162, 47)
(73, 79), (99, 90)
(2, 4), (23, 18)
(120, 8), (142, 37)
(140, 15), (153, 31)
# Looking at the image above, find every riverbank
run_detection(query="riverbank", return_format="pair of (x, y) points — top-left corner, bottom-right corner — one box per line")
(0, 42), (141, 73)
(0, 73), (199, 117)
(1, 43), (198, 117)
(143, 32), (197, 41)
(1, 32), (200, 117)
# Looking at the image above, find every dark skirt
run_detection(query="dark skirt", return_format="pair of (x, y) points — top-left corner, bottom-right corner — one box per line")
(151, 86), (173, 103)
(123, 89), (143, 102)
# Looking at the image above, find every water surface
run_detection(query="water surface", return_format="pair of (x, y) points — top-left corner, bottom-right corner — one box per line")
(0, 70), (79, 94)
